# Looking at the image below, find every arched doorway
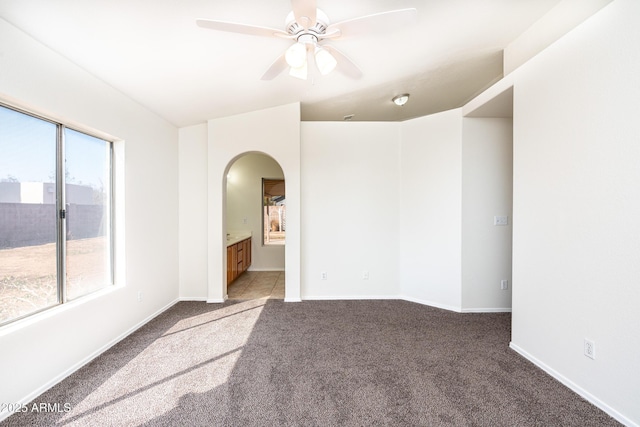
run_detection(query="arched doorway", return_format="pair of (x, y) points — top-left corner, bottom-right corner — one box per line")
(223, 152), (285, 300)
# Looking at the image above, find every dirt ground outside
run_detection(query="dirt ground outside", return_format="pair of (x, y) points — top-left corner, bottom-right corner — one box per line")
(0, 237), (110, 324)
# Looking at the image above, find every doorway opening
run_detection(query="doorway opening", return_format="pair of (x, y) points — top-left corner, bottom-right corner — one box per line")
(224, 152), (286, 300)
(462, 86), (514, 313)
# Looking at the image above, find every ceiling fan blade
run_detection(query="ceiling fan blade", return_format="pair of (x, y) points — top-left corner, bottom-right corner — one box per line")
(326, 8), (417, 39)
(322, 45), (362, 79)
(196, 19), (290, 38)
(261, 54), (289, 80)
(317, 27), (341, 40)
(291, 0), (317, 30)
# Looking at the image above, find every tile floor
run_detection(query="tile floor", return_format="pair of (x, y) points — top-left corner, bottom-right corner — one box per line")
(227, 271), (285, 300)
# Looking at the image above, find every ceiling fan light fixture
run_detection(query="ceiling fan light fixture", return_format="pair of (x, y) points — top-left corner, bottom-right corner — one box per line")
(289, 60), (308, 80)
(285, 42), (307, 68)
(392, 94), (410, 106)
(197, 5), (417, 81)
(314, 46), (337, 75)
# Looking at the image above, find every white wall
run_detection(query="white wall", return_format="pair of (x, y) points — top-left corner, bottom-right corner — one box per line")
(461, 118), (513, 311)
(503, 0), (613, 75)
(399, 109), (463, 311)
(207, 103), (300, 302)
(0, 18), (179, 419)
(300, 122), (401, 299)
(226, 152), (285, 271)
(179, 123), (208, 299)
(508, 0), (640, 424)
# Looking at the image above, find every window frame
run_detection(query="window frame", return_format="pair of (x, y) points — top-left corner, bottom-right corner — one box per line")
(0, 102), (115, 326)
(262, 178), (286, 246)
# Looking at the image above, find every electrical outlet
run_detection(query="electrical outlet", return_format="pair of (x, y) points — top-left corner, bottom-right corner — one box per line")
(501, 279), (509, 290)
(321, 271), (327, 280)
(362, 270), (369, 280)
(584, 339), (596, 359)
(137, 291), (143, 302)
(494, 215), (509, 226)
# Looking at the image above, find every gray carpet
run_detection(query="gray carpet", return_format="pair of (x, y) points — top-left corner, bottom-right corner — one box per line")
(3, 299), (619, 426)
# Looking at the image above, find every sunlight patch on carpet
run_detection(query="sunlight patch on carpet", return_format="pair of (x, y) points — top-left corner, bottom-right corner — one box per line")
(58, 299), (267, 425)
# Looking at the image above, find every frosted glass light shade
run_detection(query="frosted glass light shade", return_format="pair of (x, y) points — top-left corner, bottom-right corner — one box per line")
(285, 42), (307, 68)
(289, 60), (308, 80)
(314, 46), (337, 75)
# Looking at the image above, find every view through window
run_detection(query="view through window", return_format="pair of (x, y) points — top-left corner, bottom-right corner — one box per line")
(262, 178), (285, 245)
(0, 104), (113, 325)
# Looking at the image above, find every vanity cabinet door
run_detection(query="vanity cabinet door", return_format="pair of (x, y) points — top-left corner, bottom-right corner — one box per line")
(227, 237), (252, 285)
(227, 244), (238, 284)
(232, 244), (238, 281)
(242, 238), (251, 272)
(237, 242), (244, 273)
(226, 245), (233, 285)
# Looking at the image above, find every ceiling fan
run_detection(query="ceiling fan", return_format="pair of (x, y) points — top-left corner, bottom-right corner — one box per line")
(196, 0), (417, 81)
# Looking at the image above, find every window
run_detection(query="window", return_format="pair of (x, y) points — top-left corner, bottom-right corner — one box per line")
(0, 104), (113, 325)
(262, 178), (285, 245)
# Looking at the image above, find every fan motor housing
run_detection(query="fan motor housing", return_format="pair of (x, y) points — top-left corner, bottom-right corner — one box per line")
(285, 9), (329, 39)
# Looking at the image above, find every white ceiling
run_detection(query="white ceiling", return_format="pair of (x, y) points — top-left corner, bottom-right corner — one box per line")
(0, 0), (564, 127)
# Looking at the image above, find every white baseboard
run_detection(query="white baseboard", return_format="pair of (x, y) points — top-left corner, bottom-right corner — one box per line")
(509, 342), (637, 427)
(298, 295), (510, 314)
(206, 298), (226, 303)
(1, 299), (180, 424)
(302, 294), (398, 301)
(461, 307), (512, 313)
(400, 295), (462, 313)
(283, 297), (302, 302)
(178, 296), (207, 302)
